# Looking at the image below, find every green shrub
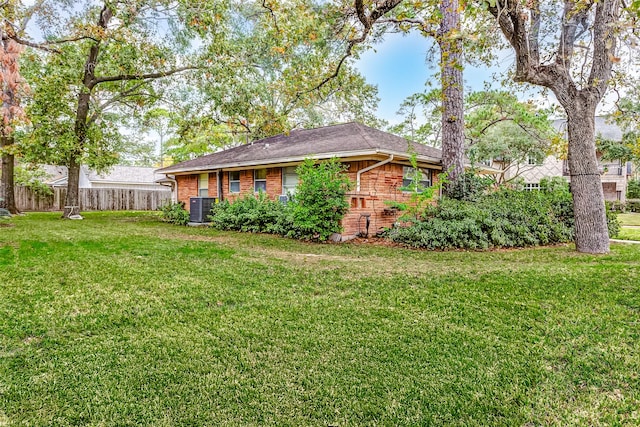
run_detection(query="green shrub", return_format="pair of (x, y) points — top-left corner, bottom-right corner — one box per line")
(387, 188), (576, 249)
(158, 202), (190, 226)
(446, 171), (494, 201)
(605, 205), (621, 238)
(627, 179), (640, 199)
(209, 192), (292, 234)
(626, 199), (640, 213)
(208, 158), (352, 241)
(290, 158), (353, 240)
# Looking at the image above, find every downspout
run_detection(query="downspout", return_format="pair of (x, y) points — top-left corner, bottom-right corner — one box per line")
(356, 155), (394, 192)
(166, 175), (178, 203)
(217, 170), (223, 201)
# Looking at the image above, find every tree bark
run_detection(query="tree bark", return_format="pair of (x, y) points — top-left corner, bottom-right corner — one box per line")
(565, 101), (610, 253)
(0, 136), (18, 214)
(438, 0), (465, 195)
(63, 156), (81, 218)
(487, 0), (616, 253)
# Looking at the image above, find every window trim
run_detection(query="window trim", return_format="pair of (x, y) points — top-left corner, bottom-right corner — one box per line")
(229, 171), (240, 194)
(254, 169), (267, 193)
(282, 166), (299, 195)
(198, 173), (209, 197)
(402, 166), (432, 192)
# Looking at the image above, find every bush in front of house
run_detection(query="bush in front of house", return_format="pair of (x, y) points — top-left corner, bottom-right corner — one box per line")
(158, 202), (190, 226)
(446, 171), (494, 202)
(387, 187), (578, 249)
(209, 158), (352, 241)
(289, 158), (353, 240)
(209, 192), (293, 234)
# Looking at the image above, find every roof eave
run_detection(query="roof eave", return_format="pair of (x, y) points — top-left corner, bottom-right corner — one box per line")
(158, 149), (443, 175)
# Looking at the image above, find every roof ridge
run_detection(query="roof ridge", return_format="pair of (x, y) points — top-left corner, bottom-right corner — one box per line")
(352, 122), (377, 149)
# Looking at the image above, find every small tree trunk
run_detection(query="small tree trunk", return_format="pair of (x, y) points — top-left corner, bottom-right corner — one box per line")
(438, 0), (465, 196)
(0, 136), (19, 214)
(566, 104), (610, 254)
(63, 157), (81, 218)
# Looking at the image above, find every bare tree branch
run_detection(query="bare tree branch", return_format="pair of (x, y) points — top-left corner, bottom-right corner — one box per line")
(92, 66), (197, 86)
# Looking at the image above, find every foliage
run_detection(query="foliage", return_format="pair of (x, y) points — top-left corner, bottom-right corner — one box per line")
(627, 199), (640, 213)
(209, 159), (352, 241)
(444, 171), (493, 202)
(387, 188), (577, 249)
(291, 158), (353, 240)
(14, 164), (52, 196)
(387, 90), (443, 146)
(605, 203), (621, 237)
(539, 176), (570, 193)
(163, 0), (382, 160)
(158, 201), (189, 226)
(627, 180), (640, 199)
(210, 192), (292, 235)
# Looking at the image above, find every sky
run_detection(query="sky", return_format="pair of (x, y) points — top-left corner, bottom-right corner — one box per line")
(353, 31), (511, 125)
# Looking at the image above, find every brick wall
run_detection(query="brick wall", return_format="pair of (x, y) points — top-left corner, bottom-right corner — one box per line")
(341, 162), (439, 236)
(176, 175), (198, 211)
(175, 163), (439, 236)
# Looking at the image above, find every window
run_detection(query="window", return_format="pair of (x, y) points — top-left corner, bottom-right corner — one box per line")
(198, 173), (208, 197)
(402, 166), (432, 192)
(229, 171), (240, 193)
(254, 169), (267, 192)
(527, 155), (542, 165)
(282, 166), (299, 195)
(524, 183), (540, 191)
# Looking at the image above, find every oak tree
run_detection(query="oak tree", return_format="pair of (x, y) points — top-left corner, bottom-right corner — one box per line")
(485, 0), (637, 253)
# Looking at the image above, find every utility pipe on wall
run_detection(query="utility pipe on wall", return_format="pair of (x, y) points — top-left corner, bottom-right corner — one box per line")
(356, 154), (394, 192)
(166, 175), (178, 203)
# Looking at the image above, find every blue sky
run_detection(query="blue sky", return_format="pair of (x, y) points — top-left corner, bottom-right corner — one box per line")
(353, 32), (530, 124)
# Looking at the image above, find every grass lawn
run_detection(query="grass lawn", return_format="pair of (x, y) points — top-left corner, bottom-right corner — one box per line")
(615, 213), (640, 241)
(618, 212), (640, 227)
(1, 212), (639, 426)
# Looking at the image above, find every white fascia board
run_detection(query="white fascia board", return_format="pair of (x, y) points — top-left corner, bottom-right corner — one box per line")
(163, 150), (444, 175)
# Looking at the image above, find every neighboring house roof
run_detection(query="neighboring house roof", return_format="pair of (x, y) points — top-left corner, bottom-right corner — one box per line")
(157, 122), (444, 174)
(552, 116), (623, 141)
(42, 165), (168, 188)
(85, 166), (166, 186)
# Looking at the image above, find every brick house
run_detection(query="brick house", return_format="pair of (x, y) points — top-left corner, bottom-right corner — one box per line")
(156, 122), (445, 238)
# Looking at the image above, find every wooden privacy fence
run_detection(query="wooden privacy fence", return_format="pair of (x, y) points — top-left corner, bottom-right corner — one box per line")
(15, 186), (172, 212)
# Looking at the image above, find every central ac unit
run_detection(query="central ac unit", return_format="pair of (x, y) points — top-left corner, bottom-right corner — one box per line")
(278, 195), (289, 204)
(190, 197), (217, 223)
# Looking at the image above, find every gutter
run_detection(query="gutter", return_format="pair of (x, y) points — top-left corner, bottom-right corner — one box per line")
(356, 154), (394, 192)
(161, 175), (178, 203)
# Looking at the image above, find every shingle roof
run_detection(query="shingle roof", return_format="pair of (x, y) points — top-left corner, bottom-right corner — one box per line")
(86, 166), (164, 184)
(157, 122), (443, 174)
(552, 116), (623, 141)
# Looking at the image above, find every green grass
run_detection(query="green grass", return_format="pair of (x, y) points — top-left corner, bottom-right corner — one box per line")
(617, 227), (640, 241)
(618, 212), (640, 226)
(1, 212), (639, 426)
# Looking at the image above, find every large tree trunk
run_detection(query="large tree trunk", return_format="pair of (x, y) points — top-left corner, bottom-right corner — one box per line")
(0, 136), (18, 214)
(63, 156), (82, 218)
(565, 102), (610, 253)
(438, 0), (465, 196)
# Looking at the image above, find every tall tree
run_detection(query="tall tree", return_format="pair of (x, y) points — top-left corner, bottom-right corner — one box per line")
(159, 0), (381, 162)
(0, 0), (30, 214)
(318, 0), (496, 195)
(486, 0), (635, 253)
(23, 0), (207, 218)
(437, 0), (465, 193)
